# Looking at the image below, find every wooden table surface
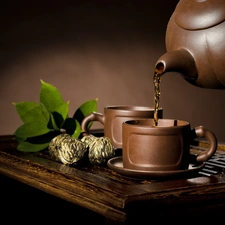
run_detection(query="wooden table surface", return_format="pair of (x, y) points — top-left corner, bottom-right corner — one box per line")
(1, 134), (225, 224)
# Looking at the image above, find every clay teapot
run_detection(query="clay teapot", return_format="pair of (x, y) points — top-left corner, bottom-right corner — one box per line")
(155, 0), (225, 89)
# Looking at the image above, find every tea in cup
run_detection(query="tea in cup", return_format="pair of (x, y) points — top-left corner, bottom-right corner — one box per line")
(122, 119), (217, 171)
(81, 105), (163, 149)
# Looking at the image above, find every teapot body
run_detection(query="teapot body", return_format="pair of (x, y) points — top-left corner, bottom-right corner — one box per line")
(156, 0), (225, 89)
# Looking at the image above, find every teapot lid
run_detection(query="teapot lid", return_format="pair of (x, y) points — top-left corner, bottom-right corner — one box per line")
(174, 0), (225, 30)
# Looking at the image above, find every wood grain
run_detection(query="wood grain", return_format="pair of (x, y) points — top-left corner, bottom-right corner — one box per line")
(1, 134), (225, 223)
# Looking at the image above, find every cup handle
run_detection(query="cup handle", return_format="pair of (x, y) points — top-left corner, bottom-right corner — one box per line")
(81, 112), (105, 136)
(191, 126), (218, 162)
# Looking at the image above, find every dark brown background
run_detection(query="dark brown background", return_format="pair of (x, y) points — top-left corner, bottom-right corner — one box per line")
(1, 0), (225, 141)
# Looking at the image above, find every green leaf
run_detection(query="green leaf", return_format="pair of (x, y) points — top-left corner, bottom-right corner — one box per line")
(54, 101), (69, 122)
(14, 136), (26, 143)
(73, 98), (98, 127)
(47, 102), (69, 130)
(13, 79), (99, 153)
(61, 117), (76, 135)
(62, 118), (82, 138)
(27, 131), (60, 144)
(14, 121), (52, 138)
(49, 113), (60, 130)
(72, 120), (82, 138)
(17, 141), (49, 152)
(13, 102), (50, 124)
(40, 80), (67, 112)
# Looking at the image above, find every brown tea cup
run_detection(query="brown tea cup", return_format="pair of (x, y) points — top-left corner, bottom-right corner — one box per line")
(122, 119), (217, 171)
(81, 105), (163, 149)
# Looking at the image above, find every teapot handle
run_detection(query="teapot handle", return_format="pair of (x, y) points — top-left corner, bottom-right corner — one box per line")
(81, 112), (105, 136)
(191, 126), (217, 162)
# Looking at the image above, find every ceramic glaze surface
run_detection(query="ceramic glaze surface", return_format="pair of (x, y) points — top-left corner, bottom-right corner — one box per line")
(155, 0), (225, 89)
(122, 119), (217, 171)
(81, 106), (163, 149)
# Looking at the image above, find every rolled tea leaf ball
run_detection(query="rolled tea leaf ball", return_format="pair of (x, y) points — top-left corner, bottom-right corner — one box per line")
(49, 134), (87, 165)
(81, 135), (115, 165)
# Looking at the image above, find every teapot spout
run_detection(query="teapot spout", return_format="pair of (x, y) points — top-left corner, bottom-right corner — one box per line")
(155, 49), (197, 82)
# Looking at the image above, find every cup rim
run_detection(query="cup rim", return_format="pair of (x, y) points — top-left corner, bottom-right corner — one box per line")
(105, 105), (163, 111)
(124, 118), (189, 127)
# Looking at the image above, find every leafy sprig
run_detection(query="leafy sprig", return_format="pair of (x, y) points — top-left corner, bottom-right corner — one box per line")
(13, 80), (98, 152)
